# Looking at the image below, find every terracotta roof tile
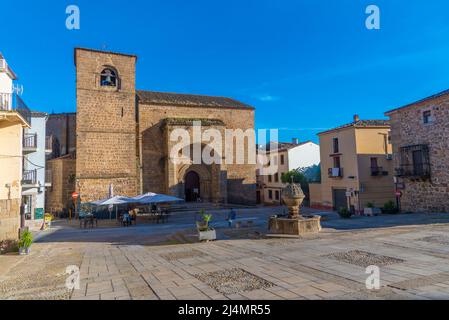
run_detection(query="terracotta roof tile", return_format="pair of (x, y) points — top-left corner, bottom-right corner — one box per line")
(318, 120), (390, 135)
(137, 90), (254, 110)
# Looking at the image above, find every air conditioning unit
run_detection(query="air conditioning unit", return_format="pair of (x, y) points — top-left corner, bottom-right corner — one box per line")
(386, 154), (393, 160)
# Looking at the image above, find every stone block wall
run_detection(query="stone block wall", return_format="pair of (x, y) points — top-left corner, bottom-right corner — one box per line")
(388, 97), (449, 213)
(46, 113), (76, 158)
(138, 103), (256, 205)
(75, 48), (138, 202)
(45, 157), (76, 214)
(0, 199), (20, 241)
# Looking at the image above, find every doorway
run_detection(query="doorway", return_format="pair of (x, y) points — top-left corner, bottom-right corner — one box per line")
(185, 171), (200, 202)
(332, 188), (347, 211)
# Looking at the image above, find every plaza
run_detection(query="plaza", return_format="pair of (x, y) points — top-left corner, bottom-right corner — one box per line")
(1, 207), (449, 300)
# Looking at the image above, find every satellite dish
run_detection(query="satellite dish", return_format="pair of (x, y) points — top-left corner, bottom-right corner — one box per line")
(13, 84), (24, 96)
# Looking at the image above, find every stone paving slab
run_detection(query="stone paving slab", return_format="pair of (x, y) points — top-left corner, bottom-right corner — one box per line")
(2, 210), (449, 300)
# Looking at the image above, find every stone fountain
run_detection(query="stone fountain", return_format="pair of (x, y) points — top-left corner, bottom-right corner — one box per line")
(268, 183), (322, 236)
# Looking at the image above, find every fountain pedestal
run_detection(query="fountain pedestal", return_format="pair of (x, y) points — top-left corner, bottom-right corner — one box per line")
(268, 183), (322, 236)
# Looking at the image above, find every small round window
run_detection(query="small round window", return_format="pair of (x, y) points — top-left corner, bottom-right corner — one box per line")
(100, 68), (117, 87)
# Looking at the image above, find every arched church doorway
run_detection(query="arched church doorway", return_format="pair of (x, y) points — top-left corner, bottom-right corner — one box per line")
(185, 171), (200, 202)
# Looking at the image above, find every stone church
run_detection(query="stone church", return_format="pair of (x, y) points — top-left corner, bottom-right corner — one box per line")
(47, 48), (256, 211)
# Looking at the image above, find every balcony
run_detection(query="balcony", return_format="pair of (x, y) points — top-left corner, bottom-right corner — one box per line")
(396, 144), (431, 179)
(395, 164), (431, 179)
(328, 167), (343, 178)
(23, 133), (38, 153)
(371, 166), (389, 176)
(22, 169), (38, 188)
(0, 92), (31, 124)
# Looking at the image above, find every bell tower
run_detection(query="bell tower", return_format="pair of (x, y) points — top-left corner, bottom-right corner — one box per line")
(74, 48), (138, 201)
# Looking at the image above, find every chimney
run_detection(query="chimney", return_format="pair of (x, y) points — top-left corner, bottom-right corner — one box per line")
(353, 114), (360, 122)
(292, 138), (299, 145)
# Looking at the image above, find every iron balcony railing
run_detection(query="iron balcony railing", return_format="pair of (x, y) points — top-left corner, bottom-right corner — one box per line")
(395, 164), (431, 179)
(371, 166), (389, 176)
(0, 92), (31, 124)
(396, 144), (431, 179)
(22, 169), (37, 185)
(23, 133), (38, 149)
(328, 167), (343, 178)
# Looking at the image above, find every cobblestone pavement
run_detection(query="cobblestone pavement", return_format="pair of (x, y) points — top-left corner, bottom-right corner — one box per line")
(2, 208), (449, 300)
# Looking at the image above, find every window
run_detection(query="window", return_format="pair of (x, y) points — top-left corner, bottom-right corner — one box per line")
(397, 144), (431, 178)
(268, 175), (272, 183)
(370, 157), (378, 169)
(280, 154), (285, 165)
(275, 190), (280, 200)
(333, 138), (339, 153)
(333, 156), (341, 168)
(274, 173), (279, 183)
(100, 68), (118, 87)
(370, 157), (384, 176)
(268, 190), (273, 199)
(423, 110), (432, 124)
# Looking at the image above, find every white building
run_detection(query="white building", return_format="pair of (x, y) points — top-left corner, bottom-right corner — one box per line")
(256, 139), (320, 205)
(22, 112), (52, 229)
(0, 52), (17, 109)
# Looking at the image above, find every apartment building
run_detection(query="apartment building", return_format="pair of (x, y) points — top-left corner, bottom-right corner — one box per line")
(256, 139), (320, 204)
(0, 53), (30, 240)
(22, 111), (52, 229)
(310, 115), (395, 213)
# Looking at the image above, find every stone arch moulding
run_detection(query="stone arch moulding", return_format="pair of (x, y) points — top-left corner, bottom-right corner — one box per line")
(97, 65), (121, 90)
(177, 163), (212, 184)
(176, 164), (213, 202)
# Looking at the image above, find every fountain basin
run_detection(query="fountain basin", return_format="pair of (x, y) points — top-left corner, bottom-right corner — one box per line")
(268, 215), (322, 236)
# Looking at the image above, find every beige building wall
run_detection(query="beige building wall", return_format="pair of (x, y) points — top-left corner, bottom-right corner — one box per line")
(259, 150), (289, 204)
(355, 128), (394, 208)
(309, 183), (322, 208)
(316, 124), (394, 212)
(0, 117), (25, 241)
(319, 127), (359, 210)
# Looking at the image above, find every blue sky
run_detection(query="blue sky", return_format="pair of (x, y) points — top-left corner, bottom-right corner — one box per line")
(2, 0), (449, 143)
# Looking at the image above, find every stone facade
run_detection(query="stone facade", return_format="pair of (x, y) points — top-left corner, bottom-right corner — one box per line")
(45, 155), (76, 214)
(46, 113), (76, 158)
(75, 48), (138, 202)
(68, 48), (256, 205)
(386, 92), (449, 213)
(0, 199), (20, 241)
(138, 106), (256, 204)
